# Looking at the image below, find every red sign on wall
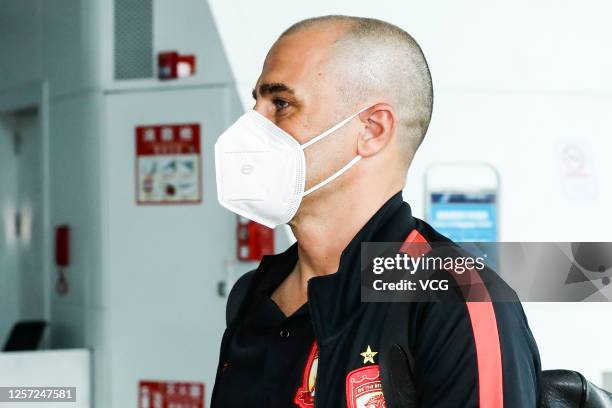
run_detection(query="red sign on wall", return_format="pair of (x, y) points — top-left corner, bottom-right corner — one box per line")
(135, 123), (202, 205)
(138, 380), (204, 408)
(236, 216), (275, 261)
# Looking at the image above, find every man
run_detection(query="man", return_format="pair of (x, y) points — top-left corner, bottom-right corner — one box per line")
(212, 15), (541, 407)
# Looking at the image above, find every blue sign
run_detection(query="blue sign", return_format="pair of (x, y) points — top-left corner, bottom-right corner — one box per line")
(428, 193), (498, 242)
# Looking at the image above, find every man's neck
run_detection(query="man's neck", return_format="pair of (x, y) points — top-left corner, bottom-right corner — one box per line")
(291, 185), (400, 292)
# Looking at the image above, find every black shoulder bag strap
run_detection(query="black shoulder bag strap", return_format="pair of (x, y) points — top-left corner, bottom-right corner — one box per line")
(380, 302), (419, 408)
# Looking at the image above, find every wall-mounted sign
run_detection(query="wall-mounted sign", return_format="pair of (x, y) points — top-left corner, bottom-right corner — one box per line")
(428, 193), (498, 242)
(135, 123), (202, 205)
(138, 380), (204, 408)
(558, 141), (598, 200)
(425, 163), (499, 242)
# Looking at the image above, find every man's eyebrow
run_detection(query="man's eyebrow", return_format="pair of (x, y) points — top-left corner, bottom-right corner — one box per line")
(252, 82), (295, 99)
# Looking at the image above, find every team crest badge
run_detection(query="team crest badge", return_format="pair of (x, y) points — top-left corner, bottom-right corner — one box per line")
(294, 343), (318, 407)
(345, 365), (387, 408)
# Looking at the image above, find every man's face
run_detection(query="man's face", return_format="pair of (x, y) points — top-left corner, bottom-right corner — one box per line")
(252, 25), (363, 201)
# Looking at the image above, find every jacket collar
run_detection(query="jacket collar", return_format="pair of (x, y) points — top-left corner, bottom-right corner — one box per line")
(307, 191), (415, 343)
(255, 191), (415, 342)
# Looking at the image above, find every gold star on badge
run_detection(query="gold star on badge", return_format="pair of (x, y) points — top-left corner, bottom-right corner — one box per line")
(360, 345), (378, 364)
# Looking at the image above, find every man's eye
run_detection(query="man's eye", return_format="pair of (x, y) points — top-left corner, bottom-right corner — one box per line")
(273, 99), (289, 110)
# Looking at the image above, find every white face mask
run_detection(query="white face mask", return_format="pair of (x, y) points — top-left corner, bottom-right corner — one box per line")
(214, 107), (367, 228)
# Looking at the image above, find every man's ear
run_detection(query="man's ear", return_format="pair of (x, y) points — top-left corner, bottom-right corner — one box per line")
(357, 103), (396, 158)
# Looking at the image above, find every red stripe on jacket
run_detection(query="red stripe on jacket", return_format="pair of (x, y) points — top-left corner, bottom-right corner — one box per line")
(401, 230), (504, 408)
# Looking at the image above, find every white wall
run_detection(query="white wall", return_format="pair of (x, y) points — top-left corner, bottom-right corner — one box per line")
(103, 86), (241, 408)
(95, 2), (244, 406)
(208, 0), (612, 385)
(2, 1), (244, 406)
(0, 0), (102, 99)
(1, 1), (244, 406)
(208, 0), (612, 111)
(46, 91), (107, 405)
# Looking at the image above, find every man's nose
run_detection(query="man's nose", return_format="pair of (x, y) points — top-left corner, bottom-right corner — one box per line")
(253, 102), (277, 123)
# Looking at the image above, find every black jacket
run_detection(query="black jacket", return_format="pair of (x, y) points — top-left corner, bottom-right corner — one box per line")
(212, 192), (541, 407)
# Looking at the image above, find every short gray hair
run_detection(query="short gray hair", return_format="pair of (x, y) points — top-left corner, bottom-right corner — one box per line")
(281, 15), (433, 166)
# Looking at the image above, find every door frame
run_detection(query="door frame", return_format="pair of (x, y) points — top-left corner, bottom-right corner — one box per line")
(0, 81), (51, 333)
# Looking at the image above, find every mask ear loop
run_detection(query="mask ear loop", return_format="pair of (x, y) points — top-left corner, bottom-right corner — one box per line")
(302, 155), (362, 196)
(300, 106), (370, 197)
(300, 106), (369, 150)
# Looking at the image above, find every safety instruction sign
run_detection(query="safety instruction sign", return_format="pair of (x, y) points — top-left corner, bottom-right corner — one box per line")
(138, 380), (204, 408)
(135, 123), (202, 205)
